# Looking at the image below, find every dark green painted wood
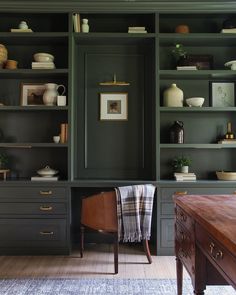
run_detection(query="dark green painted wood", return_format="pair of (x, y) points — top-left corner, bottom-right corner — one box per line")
(160, 107), (236, 112)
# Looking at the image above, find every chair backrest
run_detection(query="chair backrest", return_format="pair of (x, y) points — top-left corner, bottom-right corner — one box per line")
(81, 191), (118, 232)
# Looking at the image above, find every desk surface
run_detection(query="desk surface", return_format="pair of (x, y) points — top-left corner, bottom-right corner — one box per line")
(174, 194), (236, 255)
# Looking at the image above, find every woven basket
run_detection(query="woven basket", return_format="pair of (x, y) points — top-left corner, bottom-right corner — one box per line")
(0, 44), (7, 64)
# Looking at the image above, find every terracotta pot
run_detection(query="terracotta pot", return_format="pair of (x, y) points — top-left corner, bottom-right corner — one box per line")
(175, 25), (190, 34)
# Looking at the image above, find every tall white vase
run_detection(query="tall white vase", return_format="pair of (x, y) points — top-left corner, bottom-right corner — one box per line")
(163, 83), (184, 107)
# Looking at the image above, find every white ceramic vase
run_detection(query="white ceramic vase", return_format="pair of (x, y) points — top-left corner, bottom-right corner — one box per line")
(82, 19), (89, 33)
(43, 83), (65, 106)
(163, 83), (184, 107)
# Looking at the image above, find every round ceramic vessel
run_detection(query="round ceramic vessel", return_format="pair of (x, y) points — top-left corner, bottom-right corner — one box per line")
(34, 53), (54, 63)
(37, 165), (58, 177)
(186, 97), (204, 107)
(216, 171), (236, 181)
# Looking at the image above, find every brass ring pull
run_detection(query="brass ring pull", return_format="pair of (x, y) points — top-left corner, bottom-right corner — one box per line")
(209, 242), (215, 254)
(40, 206), (53, 211)
(215, 250), (223, 260)
(40, 190), (52, 195)
(175, 191), (187, 195)
(40, 231), (54, 235)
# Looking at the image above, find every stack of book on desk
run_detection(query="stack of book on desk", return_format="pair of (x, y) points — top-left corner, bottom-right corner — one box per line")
(128, 26), (147, 33)
(174, 172), (196, 181)
(32, 62), (55, 69)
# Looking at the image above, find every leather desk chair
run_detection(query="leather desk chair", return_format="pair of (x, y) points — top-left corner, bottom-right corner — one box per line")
(80, 191), (152, 274)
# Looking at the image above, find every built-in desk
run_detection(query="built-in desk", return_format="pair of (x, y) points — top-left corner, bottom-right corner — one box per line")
(174, 195), (236, 295)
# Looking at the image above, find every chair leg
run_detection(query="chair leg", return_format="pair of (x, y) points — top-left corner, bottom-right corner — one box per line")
(114, 233), (119, 274)
(143, 239), (152, 264)
(80, 225), (84, 258)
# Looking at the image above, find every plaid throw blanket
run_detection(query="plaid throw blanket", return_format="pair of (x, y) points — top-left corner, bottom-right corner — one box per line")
(115, 184), (155, 242)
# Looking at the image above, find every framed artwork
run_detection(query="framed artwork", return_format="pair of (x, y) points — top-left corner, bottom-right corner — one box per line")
(210, 81), (235, 107)
(100, 92), (128, 121)
(20, 83), (46, 106)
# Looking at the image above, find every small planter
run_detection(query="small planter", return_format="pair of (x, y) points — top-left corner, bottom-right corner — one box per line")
(181, 166), (189, 173)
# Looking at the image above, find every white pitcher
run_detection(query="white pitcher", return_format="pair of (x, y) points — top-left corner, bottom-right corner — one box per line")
(43, 83), (66, 106)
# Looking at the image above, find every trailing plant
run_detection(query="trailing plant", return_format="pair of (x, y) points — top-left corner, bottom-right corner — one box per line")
(172, 43), (187, 60)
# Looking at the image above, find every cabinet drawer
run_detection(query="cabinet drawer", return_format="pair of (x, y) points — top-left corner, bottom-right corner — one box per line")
(0, 203), (67, 215)
(161, 187), (236, 201)
(0, 219), (67, 247)
(196, 223), (236, 285)
(175, 222), (195, 278)
(176, 205), (194, 233)
(0, 187), (67, 200)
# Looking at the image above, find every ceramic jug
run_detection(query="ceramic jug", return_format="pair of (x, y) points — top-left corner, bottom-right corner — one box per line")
(43, 83), (66, 106)
(163, 83), (184, 107)
(170, 121), (184, 143)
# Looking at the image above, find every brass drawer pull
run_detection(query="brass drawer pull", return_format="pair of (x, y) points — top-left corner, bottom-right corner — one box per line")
(175, 191), (187, 195)
(40, 231), (54, 235)
(40, 206), (53, 211)
(40, 190), (52, 196)
(215, 250), (223, 260)
(209, 242), (215, 254)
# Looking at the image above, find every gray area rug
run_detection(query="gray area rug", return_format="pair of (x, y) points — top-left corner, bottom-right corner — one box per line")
(0, 278), (235, 295)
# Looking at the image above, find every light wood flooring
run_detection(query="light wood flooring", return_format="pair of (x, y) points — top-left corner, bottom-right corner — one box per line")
(0, 244), (189, 279)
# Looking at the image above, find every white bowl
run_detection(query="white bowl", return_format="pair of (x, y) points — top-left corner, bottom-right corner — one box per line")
(224, 60), (236, 70)
(186, 97), (205, 107)
(34, 53), (54, 63)
(216, 171), (236, 181)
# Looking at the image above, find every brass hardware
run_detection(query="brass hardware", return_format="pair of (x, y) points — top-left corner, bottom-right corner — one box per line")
(209, 242), (215, 254)
(215, 250), (223, 260)
(40, 206), (53, 211)
(40, 231), (54, 235)
(175, 191), (187, 195)
(233, 191), (236, 194)
(39, 190), (52, 196)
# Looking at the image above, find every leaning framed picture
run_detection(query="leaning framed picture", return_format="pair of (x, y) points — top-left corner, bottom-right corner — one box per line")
(20, 83), (46, 106)
(210, 81), (235, 107)
(100, 92), (128, 121)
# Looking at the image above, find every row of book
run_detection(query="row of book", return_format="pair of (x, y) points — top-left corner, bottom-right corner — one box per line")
(128, 26), (147, 33)
(174, 172), (196, 182)
(73, 13), (81, 32)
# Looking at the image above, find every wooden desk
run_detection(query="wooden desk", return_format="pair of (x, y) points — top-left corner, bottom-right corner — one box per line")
(174, 195), (236, 295)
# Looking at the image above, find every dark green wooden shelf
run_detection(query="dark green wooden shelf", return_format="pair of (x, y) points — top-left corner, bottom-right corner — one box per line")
(0, 32), (69, 45)
(159, 70), (236, 79)
(0, 143), (68, 148)
(159, 33), (236, 46)
(0, 69), (68, 78)
(160, 143), (236, 149)
(0, 106), (68, 111)
(159, 107), (236, 112)
(74, 32), (156, 44)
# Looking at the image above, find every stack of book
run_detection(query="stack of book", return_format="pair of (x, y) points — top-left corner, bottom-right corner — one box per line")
(174, 172), (196, 182)
(31, 176), (58, 181)
(128, 26), (147, 33)
(218, 139), (236, 144)
(31, 62), (55, 69)
(221, 28), (236, 33)
(10, 28), (33, 33)
(177, 66), (198, 70)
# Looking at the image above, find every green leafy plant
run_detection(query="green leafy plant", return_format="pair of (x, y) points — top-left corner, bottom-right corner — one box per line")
(172, 155), (192, 170)
(0, 152), (8, 168)
(172, 43), (187, 60)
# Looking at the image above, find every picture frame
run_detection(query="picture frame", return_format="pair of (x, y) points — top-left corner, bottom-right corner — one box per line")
(100, 92), (128, 121)
(210, 81), (235, 107)
(20, 83), (46, 106)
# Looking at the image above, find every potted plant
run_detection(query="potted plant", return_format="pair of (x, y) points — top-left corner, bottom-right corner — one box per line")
(0, 152), (8, 169)
(172, 43), (187, 66)
(172, 155), (192, 173)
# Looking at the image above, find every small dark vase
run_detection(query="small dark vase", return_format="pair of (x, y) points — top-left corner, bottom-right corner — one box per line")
(170, 121), (184, 143)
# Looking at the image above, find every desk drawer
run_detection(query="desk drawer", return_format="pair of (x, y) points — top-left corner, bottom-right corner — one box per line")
(196, 223), (236, 285)
(0, 187), (67, 200)
(161, 187), (236, 201)
(176, 206), (194, 233)
(0, 203), (67, 215)
(0, 219), (67, 247)
(175, 222), (195, 278)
